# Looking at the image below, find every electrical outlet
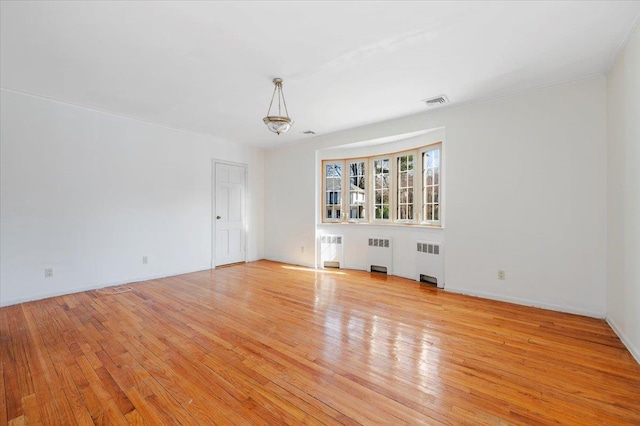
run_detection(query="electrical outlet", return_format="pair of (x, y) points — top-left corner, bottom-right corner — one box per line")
(142, 256), (148, 264)
(44, 268), (53, 278)
(300, 246), (304, 253)
(497, 270), (506, 280)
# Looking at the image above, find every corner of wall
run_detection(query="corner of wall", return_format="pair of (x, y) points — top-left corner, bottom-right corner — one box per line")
(607, 317), (640, 365)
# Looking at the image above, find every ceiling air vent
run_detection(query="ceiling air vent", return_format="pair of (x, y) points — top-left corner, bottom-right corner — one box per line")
(423, 95), (449, 107)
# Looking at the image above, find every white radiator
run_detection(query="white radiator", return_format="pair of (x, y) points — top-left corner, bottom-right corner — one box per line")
(320, 234), (343, 268)
(416, 241), (444, 288)
(367, 236), (393, 274)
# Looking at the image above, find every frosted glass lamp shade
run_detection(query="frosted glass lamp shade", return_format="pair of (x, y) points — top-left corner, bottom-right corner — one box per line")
(263, 116), (292, 135)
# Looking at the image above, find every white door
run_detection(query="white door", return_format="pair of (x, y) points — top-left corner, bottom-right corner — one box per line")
(215, 162), (246, 266)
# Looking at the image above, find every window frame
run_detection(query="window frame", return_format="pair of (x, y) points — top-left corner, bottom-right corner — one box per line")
(394, 149), (417, 223)
(322, 161), (344, 223)
(320, 141), (443, 227)
(371, 155), (392, 223)
(419, 143), (442, 226)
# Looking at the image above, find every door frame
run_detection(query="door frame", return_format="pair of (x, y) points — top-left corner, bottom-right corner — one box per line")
(212, 159), (248, 268)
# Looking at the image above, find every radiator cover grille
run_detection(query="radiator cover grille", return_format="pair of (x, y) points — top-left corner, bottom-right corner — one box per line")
(416, 240), (444, 288)
(320, 234), (344, 269)
(368, 236), (392, 274)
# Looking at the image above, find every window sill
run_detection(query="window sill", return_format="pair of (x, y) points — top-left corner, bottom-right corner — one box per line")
(319, 221), (444, 230)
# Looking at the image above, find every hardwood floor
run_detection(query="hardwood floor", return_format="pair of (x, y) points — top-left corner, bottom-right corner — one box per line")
(1, 260), (639, 425)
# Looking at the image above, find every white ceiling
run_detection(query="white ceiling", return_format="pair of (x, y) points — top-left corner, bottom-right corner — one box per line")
(2, 1), (639, 149)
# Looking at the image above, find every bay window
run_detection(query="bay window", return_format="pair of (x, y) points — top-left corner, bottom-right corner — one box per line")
(321, 142), (442, 226)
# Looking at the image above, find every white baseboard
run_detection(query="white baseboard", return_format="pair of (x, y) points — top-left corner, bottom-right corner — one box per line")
(607, 317), (640, 365)
(444, 286), (606, 319)
(0, 266), (212, 307)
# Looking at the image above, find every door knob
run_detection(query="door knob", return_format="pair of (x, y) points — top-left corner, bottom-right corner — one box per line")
(216, 215), (222, 219)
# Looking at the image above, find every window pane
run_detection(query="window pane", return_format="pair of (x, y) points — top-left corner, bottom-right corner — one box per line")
(324, 162), (343, 221)
(422, 147), (441, 224)
(375, 205), (382, 219)
(373, 158), (390, 220)
(397, 154), (414, 221)
(348, 161), (366, 220)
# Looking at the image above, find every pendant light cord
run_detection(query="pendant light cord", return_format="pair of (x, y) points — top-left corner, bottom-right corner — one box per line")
(266, 84), (278, 117)
(280, 83), (290, 119)
(266, 80), (290, 119)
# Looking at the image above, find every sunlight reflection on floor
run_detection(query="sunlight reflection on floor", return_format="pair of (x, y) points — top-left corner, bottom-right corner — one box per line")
(280, 265), (347, 275)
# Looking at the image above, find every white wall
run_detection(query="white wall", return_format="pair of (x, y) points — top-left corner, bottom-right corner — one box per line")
(0, 89), (264, 306)
(606, 25), (640, 363)
(265, 77), (607, 317)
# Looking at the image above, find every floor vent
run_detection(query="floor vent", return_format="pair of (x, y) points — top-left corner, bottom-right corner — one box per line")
(419, 274), (438, 286)
(371, 265), (388, 274)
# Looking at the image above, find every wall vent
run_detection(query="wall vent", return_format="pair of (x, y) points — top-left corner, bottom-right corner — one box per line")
(423, 95), (449, 107)
(417, 242), (440, 255)
(321, 235), (342, 245)
(416, 240), (444, 288)
(368, 238), (390, 248)
(320, 234), (343, 269)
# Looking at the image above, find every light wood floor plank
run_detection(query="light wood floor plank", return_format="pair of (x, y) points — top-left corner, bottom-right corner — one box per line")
(2, 260), (639, 424)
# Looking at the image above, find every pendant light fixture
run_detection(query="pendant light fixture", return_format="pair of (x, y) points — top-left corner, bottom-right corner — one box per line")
(263, 78), (292, 135)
